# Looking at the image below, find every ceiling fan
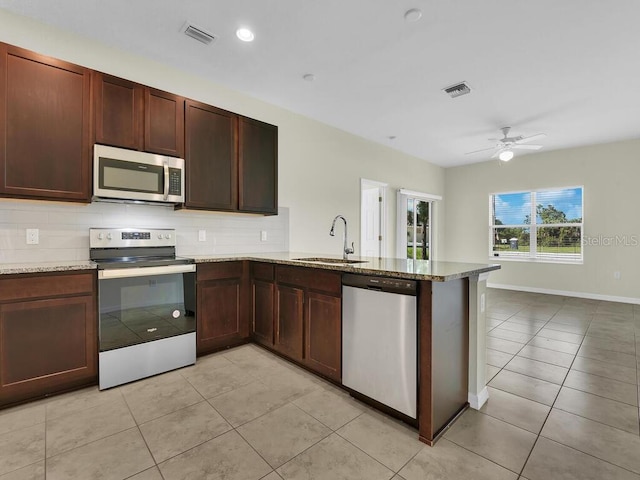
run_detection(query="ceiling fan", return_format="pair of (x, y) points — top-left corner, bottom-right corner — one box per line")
(466, 127), (546, 161)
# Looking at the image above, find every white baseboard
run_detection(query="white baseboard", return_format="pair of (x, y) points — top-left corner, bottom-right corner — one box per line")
(468, 387), (489, 410)
(488, 282), (640, 305)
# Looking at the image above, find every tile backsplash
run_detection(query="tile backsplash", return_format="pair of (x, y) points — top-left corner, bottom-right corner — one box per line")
(0, 200), (289, 263)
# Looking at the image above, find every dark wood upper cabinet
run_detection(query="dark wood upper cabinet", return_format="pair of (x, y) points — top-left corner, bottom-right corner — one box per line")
(93, 73), (184, 158)
(145, 88), (184, 158)
(185, 100), (237, 210)
(0, 42), (276, 211)
(238, 117), (278, 215)
(0, 43), (91, 202)
(93, 72), (144, 150)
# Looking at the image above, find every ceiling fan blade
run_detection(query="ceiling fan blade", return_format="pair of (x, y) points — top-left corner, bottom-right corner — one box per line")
(515, 133), (546, 144)
(465, 146), (497, 155)
(512, 144), (542, 150)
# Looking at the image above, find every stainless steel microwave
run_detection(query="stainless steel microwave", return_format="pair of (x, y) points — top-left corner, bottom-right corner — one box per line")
(93, 144), (185, 205)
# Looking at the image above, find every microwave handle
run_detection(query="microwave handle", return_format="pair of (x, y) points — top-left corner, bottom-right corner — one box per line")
(163, 162), (169, 200)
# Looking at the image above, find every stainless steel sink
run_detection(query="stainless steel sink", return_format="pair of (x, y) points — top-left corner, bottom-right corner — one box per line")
(294, 257), (368, 265)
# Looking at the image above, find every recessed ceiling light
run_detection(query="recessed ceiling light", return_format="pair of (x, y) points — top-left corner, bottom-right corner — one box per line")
(302, 73), (315, 82)
(404, 8), (422, 22)
(236, 27), (255, 42)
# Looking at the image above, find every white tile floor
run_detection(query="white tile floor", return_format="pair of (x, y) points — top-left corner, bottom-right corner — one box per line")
(0, 288), (638, 479)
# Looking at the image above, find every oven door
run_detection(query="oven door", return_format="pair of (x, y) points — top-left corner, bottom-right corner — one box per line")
(98, 264), (196, 353)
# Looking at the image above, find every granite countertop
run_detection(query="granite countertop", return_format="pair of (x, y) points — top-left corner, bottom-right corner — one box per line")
(0, 253), (500, 281)
(0, 260), (97, 275)
(190, 252), (501, 281)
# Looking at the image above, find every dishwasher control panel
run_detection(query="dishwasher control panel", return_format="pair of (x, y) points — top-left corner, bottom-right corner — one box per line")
(342, 273), (417, 295)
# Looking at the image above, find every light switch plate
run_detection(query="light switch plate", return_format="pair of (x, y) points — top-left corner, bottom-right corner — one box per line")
(480, 293), (485, 313)
(26, 228), (39, 245)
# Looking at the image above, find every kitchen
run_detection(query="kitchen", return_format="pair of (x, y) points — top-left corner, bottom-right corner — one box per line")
(1, 2), (640, 480)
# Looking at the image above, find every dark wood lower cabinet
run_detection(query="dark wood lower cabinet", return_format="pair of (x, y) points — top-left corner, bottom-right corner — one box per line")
(196, 262), (250, 355)
(0, 272), (97, 407)
(264, 265), (342, 380)
(252, 280), (274, 346)
(274, 284), (304, 361)
(304, 291), (341, 381)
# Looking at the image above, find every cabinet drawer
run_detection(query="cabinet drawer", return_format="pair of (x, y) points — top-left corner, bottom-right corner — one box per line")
(197, 261), (244, 282)
(276, 266), (341, 295)
(252, 262), (274, 281)
(0, 272), (95, 302)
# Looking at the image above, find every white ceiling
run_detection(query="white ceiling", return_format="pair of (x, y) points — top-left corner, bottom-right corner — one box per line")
(2, 0), (639, 167)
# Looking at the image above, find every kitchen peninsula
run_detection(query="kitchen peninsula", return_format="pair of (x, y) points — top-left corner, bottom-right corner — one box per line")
(0, 253), (499, 445)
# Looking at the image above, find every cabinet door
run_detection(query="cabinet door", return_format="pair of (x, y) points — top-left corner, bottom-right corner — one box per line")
(197, 278), (245, 355)
(252, 279), (274, 346)
(185, 100), (237, 210)
(93, 72), (144, 150)
(0, 295), (97, 406)
(0, 44), (91, 202)
(238, 117), (278, 214)
(196, 262), (249, 355)
(145, 88), (185, 158)
(305, 292), (341, 381)
(275, 285), (304, 361)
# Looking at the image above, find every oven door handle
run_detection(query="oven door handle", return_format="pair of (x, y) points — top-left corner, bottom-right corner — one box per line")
(98, 264), (196, 279)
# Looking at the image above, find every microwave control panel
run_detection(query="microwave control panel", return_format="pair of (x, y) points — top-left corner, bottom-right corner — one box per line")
(168, 168), (182, 195)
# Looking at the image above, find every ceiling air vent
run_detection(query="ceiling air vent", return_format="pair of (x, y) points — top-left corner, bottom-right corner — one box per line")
(182, 23), (217, 45)
(443, 82), (471, 98)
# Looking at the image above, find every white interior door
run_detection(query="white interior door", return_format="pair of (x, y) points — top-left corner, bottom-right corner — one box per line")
(360, 179), (387, 257)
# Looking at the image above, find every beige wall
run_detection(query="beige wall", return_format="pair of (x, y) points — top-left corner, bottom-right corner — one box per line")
(0, 10), (444, 257)
(444, 139), (640, 302)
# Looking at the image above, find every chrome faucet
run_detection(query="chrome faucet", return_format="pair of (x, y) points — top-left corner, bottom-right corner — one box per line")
(330, 215), (354, 259)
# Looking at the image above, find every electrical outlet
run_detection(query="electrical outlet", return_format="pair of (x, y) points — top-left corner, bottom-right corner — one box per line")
(614, 271), (621, 280)
(198, 229), (206, 242)
(260, 230), (268, 242)
(26, 228), (39, 245)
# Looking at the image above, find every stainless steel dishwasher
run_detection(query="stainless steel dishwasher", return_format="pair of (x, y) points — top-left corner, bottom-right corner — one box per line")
(342, 273), (417, 419)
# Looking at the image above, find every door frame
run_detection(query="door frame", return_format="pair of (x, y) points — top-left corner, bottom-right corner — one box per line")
(396, 189), (442, 260)
(360, 178), (388, 258)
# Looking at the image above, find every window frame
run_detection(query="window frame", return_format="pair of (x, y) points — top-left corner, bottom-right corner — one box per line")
(489, 186), (584, 264)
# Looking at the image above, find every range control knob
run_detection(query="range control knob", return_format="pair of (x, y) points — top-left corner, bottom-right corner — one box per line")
(165, 234), (172, 240)
(158, 234), (163, 239)
(106, 233), (113, 240)
(97, 233), (104, 240)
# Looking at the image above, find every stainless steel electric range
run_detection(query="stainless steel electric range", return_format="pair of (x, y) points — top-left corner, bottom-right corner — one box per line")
(90, 228), (196, 389)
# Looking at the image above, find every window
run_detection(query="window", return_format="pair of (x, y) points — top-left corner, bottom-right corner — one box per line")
(490, 187), (583, 263)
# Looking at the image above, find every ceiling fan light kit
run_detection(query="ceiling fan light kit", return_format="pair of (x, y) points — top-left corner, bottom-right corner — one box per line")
(498, 150), (514, 161)
(465, 126), (546, 162)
